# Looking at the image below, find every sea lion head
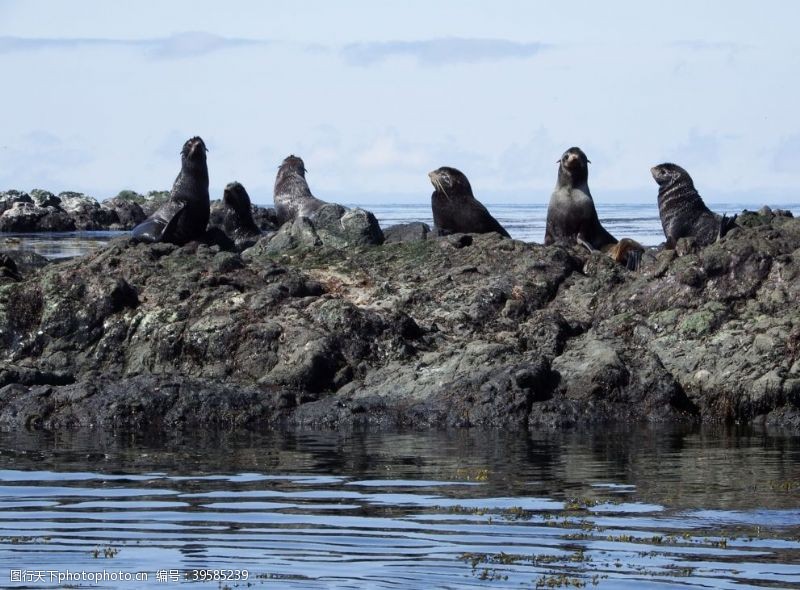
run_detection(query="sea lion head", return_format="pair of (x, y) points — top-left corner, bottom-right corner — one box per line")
(650, 163), (691, 187)
(557, 147), (590, 184)
(181, 136), (208, 167)
(223, 181), (252, 216)
(428, 166), (473, 199)
(279, 155), (307, 178)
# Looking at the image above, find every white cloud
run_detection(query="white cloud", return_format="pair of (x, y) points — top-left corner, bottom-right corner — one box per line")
(354, 134), (429, 170)
(341, 38), (548, 66)
(0, 32), (268, 59)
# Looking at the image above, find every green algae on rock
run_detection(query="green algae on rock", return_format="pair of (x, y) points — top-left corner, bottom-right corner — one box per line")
(0, 209), (799, 430)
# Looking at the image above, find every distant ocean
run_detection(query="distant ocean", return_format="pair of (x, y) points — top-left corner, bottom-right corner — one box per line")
(361, 202), (800, 246)
(3, 202), (799, 259)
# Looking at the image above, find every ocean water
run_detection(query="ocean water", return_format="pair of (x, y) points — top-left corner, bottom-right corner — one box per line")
(365, 202), (800, 246)
(0, 426), (798, 589)
(2, 203), (798, 259)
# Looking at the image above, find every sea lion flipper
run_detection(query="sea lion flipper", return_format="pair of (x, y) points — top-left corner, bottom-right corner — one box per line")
(160, 200), (188, 242)
(132, 218), (168, 242)
(132, 199), (187, 243)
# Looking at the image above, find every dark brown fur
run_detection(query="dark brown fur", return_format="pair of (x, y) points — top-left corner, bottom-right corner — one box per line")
(428, 167), (510, 237)
(545, 147), (616, 249)
(273, 155), (327, 226)
(651, 163), (736, 248)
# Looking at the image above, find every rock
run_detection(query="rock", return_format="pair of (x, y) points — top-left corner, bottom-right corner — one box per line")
(310, 203), (384, 248)
(103, 195), (146, 229)
(0, 210), (799, 431)
(58, 192), (119, 230)
(208, 200), (227, 228)
(256, 217), (321, 255)
(0, 249), (50, 276)
(0, 190), (33, 215)
(141, 191), (171, 217)
(552, 337), (628, 399)
(113, 190), (146, 204)
(384, 222), (431, 243)
(252, 205), (279, 231)
(0, 187), (280, 234)
(29, 189), (61, 208)
(0, 202), (76, 232)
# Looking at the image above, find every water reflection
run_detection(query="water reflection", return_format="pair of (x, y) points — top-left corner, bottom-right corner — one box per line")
(1, 426), (798, 509)
(0, 231), (127, 259)
(0, 426), (797, 588)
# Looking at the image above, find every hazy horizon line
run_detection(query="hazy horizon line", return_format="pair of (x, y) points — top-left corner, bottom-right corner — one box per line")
(2, 185), (799, 210)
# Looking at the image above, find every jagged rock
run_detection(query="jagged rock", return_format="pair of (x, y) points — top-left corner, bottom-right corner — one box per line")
(0, 202), (76, 232)
(384, 222), (431, 243)
(102, 195), (146, 229)
(0, 190), (33, 216)
(57, 192), (119, 230)
(252, 205), (279, 231)
(140, 191), (171, 217)
(246, 217), (321, 256)
(310, 204), (384, 248)
(29, 189), (61, 208)
(0, 211), (798, 431)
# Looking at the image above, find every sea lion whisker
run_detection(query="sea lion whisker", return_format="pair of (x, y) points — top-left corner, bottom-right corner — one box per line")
(431, 177), (448, 199)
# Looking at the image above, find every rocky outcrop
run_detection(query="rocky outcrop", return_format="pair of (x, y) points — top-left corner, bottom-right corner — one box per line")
(384, 222), (431, 243)
(0, 209), (798, 431)
(0, 190), (134, 231)
(0, 189), (284, 235)
(242, 203), (384, 258)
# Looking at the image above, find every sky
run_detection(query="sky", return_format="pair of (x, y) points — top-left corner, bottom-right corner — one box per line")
(1, 0), (799, 206)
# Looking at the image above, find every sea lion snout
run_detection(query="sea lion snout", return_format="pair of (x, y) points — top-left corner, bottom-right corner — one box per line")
(187, 137), (207, 157)
(428, 168), (450, 187)
(563, 151), (586, 171)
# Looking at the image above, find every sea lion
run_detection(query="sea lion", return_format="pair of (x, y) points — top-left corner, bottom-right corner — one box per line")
(132, 136), (210, 245)
(222, 181), (262, 249)
(651, 163), (737, 248)
(223, 182), (261, 236)
(428, 167), (510, 237)
(273, 155), (327, 226)
(546, 147), (642, 270)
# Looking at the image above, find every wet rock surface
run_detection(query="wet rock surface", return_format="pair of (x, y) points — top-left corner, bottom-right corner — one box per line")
(0, 209), (798, 431)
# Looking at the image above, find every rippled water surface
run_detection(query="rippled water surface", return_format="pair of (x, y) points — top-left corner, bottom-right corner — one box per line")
(0, 427), (798, 589)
